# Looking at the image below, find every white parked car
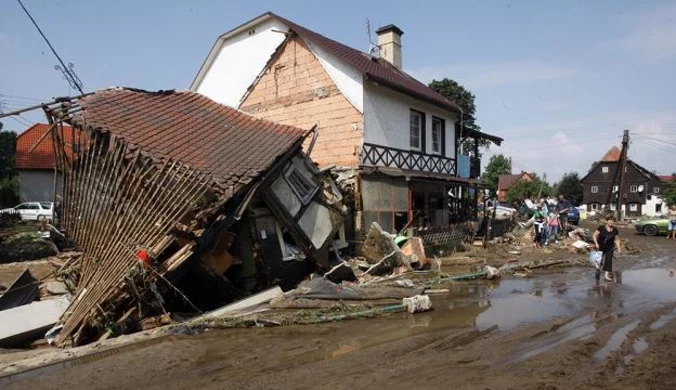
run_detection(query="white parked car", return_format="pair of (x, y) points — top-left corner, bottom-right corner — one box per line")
(0, 202), (54, 221)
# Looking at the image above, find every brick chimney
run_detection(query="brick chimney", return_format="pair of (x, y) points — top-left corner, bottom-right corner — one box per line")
(376, 24), (404, 69)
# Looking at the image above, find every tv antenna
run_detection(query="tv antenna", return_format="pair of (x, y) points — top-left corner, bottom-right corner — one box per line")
(366, 18), (380, 56)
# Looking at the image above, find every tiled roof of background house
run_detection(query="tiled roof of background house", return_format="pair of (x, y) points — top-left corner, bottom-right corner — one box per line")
(658, 175), (675, 182)
(15, 124), (77, 170)
(68, 88), (308, 190)
(497, 174), (522, 191)
(600, 146), (621, 162)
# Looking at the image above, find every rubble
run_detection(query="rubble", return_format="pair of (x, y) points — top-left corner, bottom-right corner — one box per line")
(0, 232), (58, 263)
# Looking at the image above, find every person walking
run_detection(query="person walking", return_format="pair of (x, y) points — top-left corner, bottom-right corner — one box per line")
(593, 215), (622, 283)
(532, 203), (548, 247)
(556, 195), (571, 231)
(546, 207), (561, 245)
(668, 205), (676, 240)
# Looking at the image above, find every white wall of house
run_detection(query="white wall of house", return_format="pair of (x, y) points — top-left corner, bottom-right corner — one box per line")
(19, 170), (63, 203)
(193, 18), (289, 108)
(363, 82), (457, 158)
(645, 194), (665, 217)
(309, 42), (364, 113)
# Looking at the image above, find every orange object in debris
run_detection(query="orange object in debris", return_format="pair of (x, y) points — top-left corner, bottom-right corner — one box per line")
(136, 249), (151, 267)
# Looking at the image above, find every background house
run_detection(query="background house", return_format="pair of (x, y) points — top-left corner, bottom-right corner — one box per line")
(190, 12), (502, 236)
(497, 171), (533, 202)
(15, 124), (75, 202)
(581, 146), (664, 217)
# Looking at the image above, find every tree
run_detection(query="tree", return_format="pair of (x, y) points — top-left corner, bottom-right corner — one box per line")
(428, 78), (491, 156)
(481, 154), (511, 196)
(556, 172), (583, 205)
(664, 178), (676, 208)
(0, 127), (19, 208)
(506, 177), (552, 205)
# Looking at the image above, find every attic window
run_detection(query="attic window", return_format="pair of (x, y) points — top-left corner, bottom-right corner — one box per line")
(654, 187), (660, 194)
(284, 160), (318, 205)
(630, 185), (638, 193)
(602, 166), (609, 173)
(591, 186), (598, 193)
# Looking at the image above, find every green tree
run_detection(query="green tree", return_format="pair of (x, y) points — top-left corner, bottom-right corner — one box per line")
(481, 154), (512, 196)
(664, 178), (676, 207)
(506, 177), (552, 204)
(428, 78), (491, 156)
(0, 126), (19, 208)
(556, 172), (583, 205)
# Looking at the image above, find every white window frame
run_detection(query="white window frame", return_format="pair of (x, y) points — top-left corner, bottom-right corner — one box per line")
(591, 203), (599, 211)
(602, 166), (609, 173)
(409, 110), (423, 151)
(630, 185), (638, 193)
(591, 186), (598, 194)
(612, 185), (618, 192)
(654, 187), (660, 194)
(610, 204), (617, 211)
(431, 117), (443, 154)
(629, 203), (638, 212)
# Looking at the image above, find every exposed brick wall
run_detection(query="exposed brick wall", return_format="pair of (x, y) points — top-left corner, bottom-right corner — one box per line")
(240, 36), (363, 168)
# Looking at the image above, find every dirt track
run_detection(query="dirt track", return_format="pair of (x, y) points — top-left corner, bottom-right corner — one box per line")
(2, 225), (676, 390)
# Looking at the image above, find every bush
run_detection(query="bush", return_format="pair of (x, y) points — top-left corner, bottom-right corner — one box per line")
(0, 211), (21, 228)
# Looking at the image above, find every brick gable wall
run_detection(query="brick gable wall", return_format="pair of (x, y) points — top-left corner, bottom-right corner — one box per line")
(240, 36), (363, 167)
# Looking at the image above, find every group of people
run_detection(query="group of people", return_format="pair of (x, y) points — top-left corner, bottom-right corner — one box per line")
(531, 195), (571, 247)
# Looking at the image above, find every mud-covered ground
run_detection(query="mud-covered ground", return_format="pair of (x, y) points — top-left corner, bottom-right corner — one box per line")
(2, 223), (676, 390)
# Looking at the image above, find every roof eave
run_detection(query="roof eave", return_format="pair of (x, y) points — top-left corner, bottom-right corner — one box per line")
(364, 74), (462, 116)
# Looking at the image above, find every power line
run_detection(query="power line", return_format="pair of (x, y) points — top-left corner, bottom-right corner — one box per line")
(0, 93), (45, 103)
(505, 135), (621, 155)
(16, 0), (84, 94)
(635, 139), (675, 153)
(636, 135), (676, 147)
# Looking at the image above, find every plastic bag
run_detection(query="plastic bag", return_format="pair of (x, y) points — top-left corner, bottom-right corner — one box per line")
(589, 250), (603, 269)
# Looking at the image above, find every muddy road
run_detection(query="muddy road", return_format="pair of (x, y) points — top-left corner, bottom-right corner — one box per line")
(2, 226), (676, 390)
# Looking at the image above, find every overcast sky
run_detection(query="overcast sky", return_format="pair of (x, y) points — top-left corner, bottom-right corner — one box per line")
(1, 0), (675, 182)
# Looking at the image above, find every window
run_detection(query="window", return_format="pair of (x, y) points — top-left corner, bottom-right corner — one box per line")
(656, 204), (662, 213)
(591, 203), (599, 211)
(409, 110), (423, 150)
(15, 204), (29, 210)
(610, 204), (616, 211)
(654, 187), (660, 194)
(602, 166), (609, 173)
(431, 117), (444, 154)
(283, 158), (319, 205)
(591, 186), (598, 193)
(630, 185), (638, 193)
(613, 185), (618, 192)
(39, 202), (52, 210)
(629, 203), (638, 212)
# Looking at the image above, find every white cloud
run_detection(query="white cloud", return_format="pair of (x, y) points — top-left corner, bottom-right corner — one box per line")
(614, 4), (676, 59)
(411, 60), (576, 89)
(481, 111), (676, 182)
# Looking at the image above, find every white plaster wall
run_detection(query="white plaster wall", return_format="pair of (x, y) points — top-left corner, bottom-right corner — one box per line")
(308, 42), (364, 113)
(363, 82), (457, 158)
(195, 19), (289, 108)
(644, 194), (664, 217)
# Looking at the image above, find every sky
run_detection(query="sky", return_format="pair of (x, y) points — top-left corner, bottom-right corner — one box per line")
(1, 0), (675, 182)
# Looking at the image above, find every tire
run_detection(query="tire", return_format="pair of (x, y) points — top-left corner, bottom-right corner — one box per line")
(36, 214), (44, 222)
(643, 224), (659, 236)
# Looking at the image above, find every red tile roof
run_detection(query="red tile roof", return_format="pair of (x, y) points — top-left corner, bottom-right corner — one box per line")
(600, 146), (621, 162)
(659, 175), (675, 182)
(67, 88), (308, 190)
(15, 124), (77, 170)
(498, 172), (532, 191)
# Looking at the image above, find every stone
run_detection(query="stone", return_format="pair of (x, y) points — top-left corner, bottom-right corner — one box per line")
(361, 222), (400, 264)
(45, 281), (69, 295)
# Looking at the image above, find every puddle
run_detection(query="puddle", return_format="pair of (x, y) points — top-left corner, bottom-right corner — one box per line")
(614, 336), (649, 376)
(650, 309), (676, 330)
(593, 320), (640, 362)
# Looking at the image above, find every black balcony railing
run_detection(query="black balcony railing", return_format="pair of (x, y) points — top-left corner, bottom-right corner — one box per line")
(361, 143), (457, 175)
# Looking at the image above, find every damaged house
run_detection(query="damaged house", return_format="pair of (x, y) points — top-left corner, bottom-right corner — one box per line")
(36, 87), (345, 345)
(190, 12), (503, 246)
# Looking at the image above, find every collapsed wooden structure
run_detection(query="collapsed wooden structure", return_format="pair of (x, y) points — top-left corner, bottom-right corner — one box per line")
(36, 87), (346, 345)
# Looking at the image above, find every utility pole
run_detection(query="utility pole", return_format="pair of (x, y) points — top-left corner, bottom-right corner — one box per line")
(615, 130), (630, 219)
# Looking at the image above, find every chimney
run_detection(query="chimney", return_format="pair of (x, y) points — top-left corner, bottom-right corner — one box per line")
(376, 24), (404, 69)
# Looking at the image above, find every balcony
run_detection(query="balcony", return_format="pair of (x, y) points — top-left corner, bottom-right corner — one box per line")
(360, 143), (457, 176)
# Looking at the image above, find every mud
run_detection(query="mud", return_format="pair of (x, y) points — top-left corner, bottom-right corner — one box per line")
(2, 224), (676, 390)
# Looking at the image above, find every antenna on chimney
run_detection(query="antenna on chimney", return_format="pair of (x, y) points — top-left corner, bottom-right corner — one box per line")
(366, 18), (380, 57)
